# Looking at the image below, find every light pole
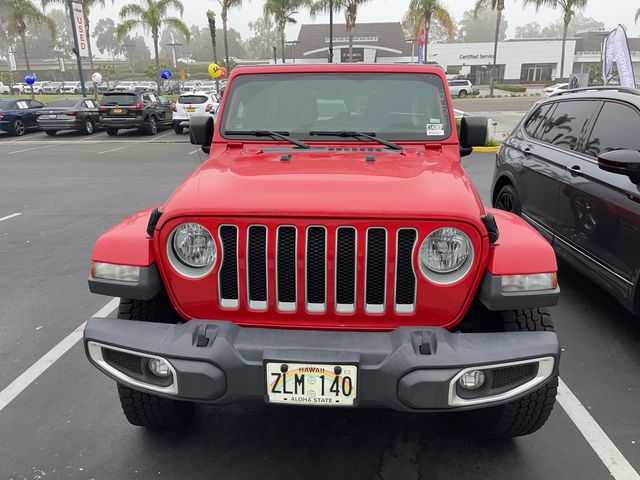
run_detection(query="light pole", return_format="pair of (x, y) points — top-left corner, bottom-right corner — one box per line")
(52, 44), (67, 88)
(406, 39), (415, 64)
(286, 41), (300, 64)
(328, 0), (334, 63)
(167, 41), (182, 91)
(123, 43), (135, 81)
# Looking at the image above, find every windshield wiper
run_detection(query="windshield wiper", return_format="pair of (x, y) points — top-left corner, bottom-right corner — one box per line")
(308, 131), (403, 151)
(225, 130), (311, 149)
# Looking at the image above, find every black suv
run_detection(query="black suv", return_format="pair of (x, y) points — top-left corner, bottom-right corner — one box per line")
(99, 90), (173, 136)
(492, 87), (640, 315)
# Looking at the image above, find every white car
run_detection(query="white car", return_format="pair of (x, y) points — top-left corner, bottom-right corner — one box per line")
(111, 81), (138, 91)
(10, 83), (27, 94)
(32, 81), (50, 94)
(177, 57), (196, 64)
(172, 92), (219, 134)
(136, 81), (158, 91)
(0, 82), (10, 94)
(544, 83), (569, 96)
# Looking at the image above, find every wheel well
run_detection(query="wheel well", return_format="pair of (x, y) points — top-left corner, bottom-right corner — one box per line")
(492, 175), (513, 206)
(633, 282), (640, 316)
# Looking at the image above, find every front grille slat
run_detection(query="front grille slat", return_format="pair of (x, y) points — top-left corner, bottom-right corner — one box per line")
(335, 227), (357, 313)
(395, 229), (417, 313)
(306, 227), (327, 312)
(365, 228), (387, 313)
(219, 225), (239, 308)
(247, 225), (267, 310)
(277, 226), (297, 311)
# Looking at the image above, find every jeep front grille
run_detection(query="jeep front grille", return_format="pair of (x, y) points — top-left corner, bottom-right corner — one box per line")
(218, 224), (418, 315)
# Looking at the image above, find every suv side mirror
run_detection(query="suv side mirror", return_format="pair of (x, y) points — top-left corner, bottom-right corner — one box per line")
(459, 116), (488, 157)
(190, 115), (214, 154)
(598, 149), (640, 184)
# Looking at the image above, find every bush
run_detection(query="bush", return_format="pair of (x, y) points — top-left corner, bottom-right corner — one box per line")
(494, 84), (526, 93)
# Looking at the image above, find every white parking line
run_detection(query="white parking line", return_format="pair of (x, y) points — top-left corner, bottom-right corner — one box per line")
(95, 146), (127, 155)
(0, 212), (22, 222)
(7, 145), (52, 155)
(557, 378), (640, 480)
(0, 297), (119, 414)
(188, 149), (200, 155)
(146, 131), (175, 142)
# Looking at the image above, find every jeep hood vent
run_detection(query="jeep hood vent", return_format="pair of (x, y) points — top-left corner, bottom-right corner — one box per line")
(327, 147), (386, 152)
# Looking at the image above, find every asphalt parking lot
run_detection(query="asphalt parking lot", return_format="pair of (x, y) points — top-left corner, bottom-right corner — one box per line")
(0, 127), (639, 480)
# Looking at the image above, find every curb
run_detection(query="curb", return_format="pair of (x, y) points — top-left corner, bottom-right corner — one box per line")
(473, 146), (500, 153)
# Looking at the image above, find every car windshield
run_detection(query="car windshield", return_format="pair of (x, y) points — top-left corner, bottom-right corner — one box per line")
(179, 95), (208, 104)
(220, 72), (451, 141)
(101, 93), (138, 105)
(46, 99), (79, 107)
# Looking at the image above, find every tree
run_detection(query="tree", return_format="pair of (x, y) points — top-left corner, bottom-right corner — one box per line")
(523, 0), (588, 78)
(216, 0), (243, 71)
(458, 7), (507, 42)
(244, 14), (280, 60)
(0, 0), (55, 73)
(310, 0), (371, 63)
(637, 7), (640, 24)
(117, 0), (190, 91)
(473, 0), (505, 96)
(264, 0), (312, 63)
(540, 12), (603, 37)
(515, 21), (543, 38)
(402, 0), (455, 61)
(42, 0), (114, 72)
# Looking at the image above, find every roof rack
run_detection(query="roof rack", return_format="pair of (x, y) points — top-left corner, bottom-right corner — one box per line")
(553, 86), (640, 97)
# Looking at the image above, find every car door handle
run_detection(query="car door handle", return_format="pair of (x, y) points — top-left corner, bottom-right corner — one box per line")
(569, 165), (582, 176)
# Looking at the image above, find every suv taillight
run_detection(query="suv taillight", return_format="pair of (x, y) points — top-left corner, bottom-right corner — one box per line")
(132, 101), (145, 110)
(66, 111), (78, 116)
(205, 104), (214, 112)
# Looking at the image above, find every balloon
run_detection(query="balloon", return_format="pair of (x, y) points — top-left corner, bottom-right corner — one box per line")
(24, 74), (36, 85)
(91, 72), (103, 83)
(160, 68), (172, 80)
(208, 63), (220, 79)
(219, 66), (227, 78)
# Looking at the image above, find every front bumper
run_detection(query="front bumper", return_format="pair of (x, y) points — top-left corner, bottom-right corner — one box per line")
(84, 318), (559, 412)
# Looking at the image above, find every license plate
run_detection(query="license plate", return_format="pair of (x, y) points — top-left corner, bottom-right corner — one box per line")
(186, 107), (196, 112)
(266, 362), (358, 407)
(113, 108), (124, 114)
(46, 114), (57, 119)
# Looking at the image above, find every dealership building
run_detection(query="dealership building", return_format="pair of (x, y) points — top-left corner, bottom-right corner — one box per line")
(291, 23), (639, 83)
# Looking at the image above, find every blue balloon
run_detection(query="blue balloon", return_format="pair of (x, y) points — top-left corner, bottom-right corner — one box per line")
(24, 74), (36, 85)
(160, 68), (172, 80)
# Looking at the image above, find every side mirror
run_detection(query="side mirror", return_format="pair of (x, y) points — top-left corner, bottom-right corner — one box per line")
(189, 115), (214, 154)
(598, 150), (640, 184)
(459, 116), (488, 150)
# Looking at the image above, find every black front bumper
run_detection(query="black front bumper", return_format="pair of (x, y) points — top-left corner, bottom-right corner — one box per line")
(84, 318), (560, 412)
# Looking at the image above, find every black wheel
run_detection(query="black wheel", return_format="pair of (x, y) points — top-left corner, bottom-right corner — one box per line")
(458, 90), (468, 98)
(105, 128), (118, 136)
(45, 130), (57, 137)
(117, 384), (194, 428)
(144, 116), (158, 135)
(173, 125), (184, 135)
(11, 119), (25, 136)
(494, 183), (521, 215)
(465, 308), (558, 439)
(82, 119), (94, 135)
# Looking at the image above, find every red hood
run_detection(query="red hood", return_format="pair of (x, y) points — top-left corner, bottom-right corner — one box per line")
(160, 145), (486, 228)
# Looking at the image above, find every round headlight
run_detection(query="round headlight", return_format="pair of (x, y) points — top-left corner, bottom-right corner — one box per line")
(171, 222), (216, 268)
(419, 227), (471, 274)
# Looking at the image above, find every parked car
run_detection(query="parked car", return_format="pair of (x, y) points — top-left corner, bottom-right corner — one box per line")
(32, 81), (50, 94)
(96, 82), (112, 93)
(37, 97), (100, 136)
(447, 79), (480, 97)
(61, 81), (83, 94)
(99, 90), (173, 136)
(543, 83), (569, 96)
(0, 98), (44, 136)
(111, 81), (138, 91)
(42, 82), (63, 94)
(172, 92), (219, 134)
(0, 82), (11, 95)
(181, 80), (201, 93)
(11, 83), (27, 94)
(136, 81), (158, 91)
(84, 64), (561, 440)
(492, 86), (640, 315)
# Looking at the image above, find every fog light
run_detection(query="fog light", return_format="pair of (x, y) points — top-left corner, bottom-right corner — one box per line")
(148, 358), (171, 378)
(459, 370), (485, 390)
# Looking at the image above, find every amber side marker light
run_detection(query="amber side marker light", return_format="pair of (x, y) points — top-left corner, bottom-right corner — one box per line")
(501, 273), (558, 292)
(91, 261), (141, 283)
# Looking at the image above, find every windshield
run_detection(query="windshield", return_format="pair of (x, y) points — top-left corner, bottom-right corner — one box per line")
(179, 95), (208, 104)
(101, 93), (138, 105)
(220, 72), (451, 141)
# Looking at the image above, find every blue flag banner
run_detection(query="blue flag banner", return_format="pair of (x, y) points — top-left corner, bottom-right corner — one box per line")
(603, 25), (635, 88)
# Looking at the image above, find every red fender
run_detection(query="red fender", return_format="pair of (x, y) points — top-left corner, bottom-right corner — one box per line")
(92, 208), (157, 267)
(486, 208), (557, 275)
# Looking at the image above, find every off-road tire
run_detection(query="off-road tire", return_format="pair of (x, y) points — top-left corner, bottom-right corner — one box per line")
(494, 183), (521, 215)
(173, 125), (184, 135)
(82, 119), (94, 135)
(466, 308), (558, 439)
(144, 116), (158, 135)
(117, 292), (181, 324)
(45, 130), (57, 136)
(117, 384), (194, 428)
(105, 127), (118, 136)
(11, 119), (25, 136)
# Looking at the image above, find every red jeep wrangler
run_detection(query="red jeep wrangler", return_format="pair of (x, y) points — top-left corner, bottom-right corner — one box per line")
(84, 64), (560, 438)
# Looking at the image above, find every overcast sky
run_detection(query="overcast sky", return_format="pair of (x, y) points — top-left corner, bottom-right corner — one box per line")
(88, 0), (639, 41)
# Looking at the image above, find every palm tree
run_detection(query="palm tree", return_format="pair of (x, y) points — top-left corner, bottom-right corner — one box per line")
(402, 0), (454, 63)
(265, 0), (311, 63)
(473, 0), (505, 96)
(216, 0), (243, 71)
(523, 0), (588, 78)
(310, 0), (372, 63)
(636, 7), (640, 24)
(0, 0), (55, 73)
(116, 0), (190, 90)
(42, 0), (114, 72)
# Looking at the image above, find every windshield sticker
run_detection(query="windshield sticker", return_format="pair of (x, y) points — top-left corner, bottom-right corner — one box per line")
(426, 124), (445, 136)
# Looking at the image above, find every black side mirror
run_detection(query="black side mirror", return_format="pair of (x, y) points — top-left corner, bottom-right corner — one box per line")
(598, 150), (640, 184)
(459, 116), (488, 157)
(189, 115), (214, 154)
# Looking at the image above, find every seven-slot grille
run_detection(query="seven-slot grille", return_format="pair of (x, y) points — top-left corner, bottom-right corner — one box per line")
(218, 224), (418, 315)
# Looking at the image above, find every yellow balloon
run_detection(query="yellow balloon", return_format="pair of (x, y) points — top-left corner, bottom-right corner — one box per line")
(208, 63), (220, 79)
